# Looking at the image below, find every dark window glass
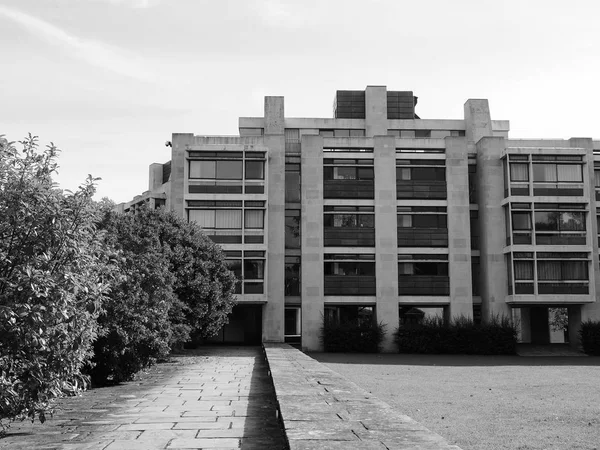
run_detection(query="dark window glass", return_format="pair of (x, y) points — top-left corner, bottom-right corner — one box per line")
(512, 212), (532, 230)
(285, 210), (300, 248)
(285, 257), (300, 296)
(245, 161), (264, 180)
(285, 168), (301, 202)
(244, 260), (265, 280)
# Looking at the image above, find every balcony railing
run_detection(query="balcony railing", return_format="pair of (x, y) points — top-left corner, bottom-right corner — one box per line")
(398, 275), (450, 296)
(396, 180), (447, 199)
(397, 228), (448, 247)
(324, 227), (375, 247)
(324, 275), (376, 296)
(324, 180), (374, 199)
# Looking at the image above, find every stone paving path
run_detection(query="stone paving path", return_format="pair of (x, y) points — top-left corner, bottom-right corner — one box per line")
(0, 347), (287, 450)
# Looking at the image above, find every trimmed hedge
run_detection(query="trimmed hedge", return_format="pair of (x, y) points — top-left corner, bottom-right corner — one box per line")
(394, 315), (517, 355)
(580, 321), (600, 356)
(321, 322), (386, 353)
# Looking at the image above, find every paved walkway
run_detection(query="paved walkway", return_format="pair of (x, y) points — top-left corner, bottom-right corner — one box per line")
(516, 343), (587, 356)
(0, 347), (287, 450)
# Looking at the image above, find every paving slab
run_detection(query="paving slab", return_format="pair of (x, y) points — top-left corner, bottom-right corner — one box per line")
(0, 347), (287, 450)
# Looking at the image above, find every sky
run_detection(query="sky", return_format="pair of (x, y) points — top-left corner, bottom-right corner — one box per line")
(1, 0), (599, 203)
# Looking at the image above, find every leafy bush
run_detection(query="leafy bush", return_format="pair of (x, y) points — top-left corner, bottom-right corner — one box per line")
(89, 207), (237, 385)
(321, 321), (386, 353)
(394, 314), (517, 355)
(90, 210), (176, 385)
(0, 136), (111, 430)
(580, 321), (600, 356)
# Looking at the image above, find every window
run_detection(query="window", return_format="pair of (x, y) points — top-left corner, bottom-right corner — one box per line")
(285, 256), (300, 296)
(189, 209), (242, 229)
(324, 305), (374, 327)
(325, 166), (374, 180)
(285, 307), (301, 342)
(189, 160), (243, 180)
(532, 163), (583, 182)
(510, 163), (529, 182)
(244, 259), (264, 280)
(285, 163), (301, 202)
(244, 210), (264, 229)
(534, 211), (585, 232)
(245, 161), (264, 180)
(285, 210), (300, 248)
(512, 212), (532, 230)
(398, 254), (449, 295)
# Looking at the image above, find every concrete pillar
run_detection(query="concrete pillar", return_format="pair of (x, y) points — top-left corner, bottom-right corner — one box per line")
(170, 133), (193, 218)
(476, 137), (512, 321)
(263, 97), (285, 343)
(374, 136), (399, 352)
(300, 135), (324, 351)
(365, 86), (388, 137)
(445, 136), (473, 319)
(464, 99), (492, 152)
(570, 138), (600, 345)
(149, 163), (163, 191)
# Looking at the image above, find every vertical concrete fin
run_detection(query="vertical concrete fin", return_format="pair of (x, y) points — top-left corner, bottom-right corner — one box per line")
(265, 96), (284, 135)
(365, 86), (388, 137)
(464, 99), (492, 151)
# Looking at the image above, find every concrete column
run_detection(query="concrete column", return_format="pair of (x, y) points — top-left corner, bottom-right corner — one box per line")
(445, 136), (473, 319)
(170, 133), (193, 218)
(149, 163), (163, 190)
(263, 97), (285, 343)
(570, 138), (600, 345)
(464, 99), (492, 152)
(476, 137), (512, 321)
(300, 135), (324, 351)
(374, 136), (399, 352)
(365, 86), (388, 137)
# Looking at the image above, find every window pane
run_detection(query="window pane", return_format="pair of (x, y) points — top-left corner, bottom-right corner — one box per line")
(514, 261), (533, 280)
(357, 167), (374, 180)
(358, 215), (375, 228)
(189, 209), (215, 227)
(334, 167), (356, 180)
(285, 308), (300, 334)
(559, 212), (585, 231)
(244, 210), (264, 229)
(226, 259), (242, 278)
(595, 170), (600, 187)
(512, 212), (532, 230)
(285, 172), (301, 202)
(537, 261), (561, 280)
(215, 210), (242, 229)
(244, 260), (265, 279)
(216, 160), (242, 179)
(285, 262), (300, 296)
(397, 167), (411, 180)
(333, 214), (357, 227)
(532, 164), (557, 182)
(397, 215), (412, 227)
(398, 262), (414, 275)
(189, 160), (216, 179)
(334, 129), (350, 137)
(245, 161), (264, 180)
(557, 164), (582, 182)
(534, 211), (558, 231)
(562, 261), (588, 280)
(510, 163), (529, 181)
(285, 214), (300, 248)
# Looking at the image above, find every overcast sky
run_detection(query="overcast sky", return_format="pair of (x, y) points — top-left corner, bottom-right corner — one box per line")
(1, 0), (599, 203)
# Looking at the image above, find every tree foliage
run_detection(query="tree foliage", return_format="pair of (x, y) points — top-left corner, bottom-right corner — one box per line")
(0, 136), (111, 429)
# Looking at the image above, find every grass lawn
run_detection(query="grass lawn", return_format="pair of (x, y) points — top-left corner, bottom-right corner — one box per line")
(311, 353), (600, 450)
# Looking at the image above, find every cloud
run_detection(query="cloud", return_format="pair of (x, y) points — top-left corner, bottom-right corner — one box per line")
(0, 5), (155, 81)
(83, 0), (160, 8)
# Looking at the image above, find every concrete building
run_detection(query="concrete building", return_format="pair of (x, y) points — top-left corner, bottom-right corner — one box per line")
(117, 86), (600, 351)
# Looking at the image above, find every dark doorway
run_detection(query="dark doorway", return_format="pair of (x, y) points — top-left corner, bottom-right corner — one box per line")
(207, 304), (263, 345)
(530, 307), (550, 344)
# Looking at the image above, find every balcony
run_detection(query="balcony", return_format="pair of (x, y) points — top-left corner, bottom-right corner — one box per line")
(397, 229), (448, 247)
(324, 275), (376, 296)
(324, 180), (374, 199)
(398, 275), (450, 296)
(324, 227), (375, 247)
(396, 180), (447, 199)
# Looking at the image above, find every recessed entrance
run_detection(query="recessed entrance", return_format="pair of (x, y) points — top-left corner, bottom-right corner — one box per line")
(207, 304), (263, 345)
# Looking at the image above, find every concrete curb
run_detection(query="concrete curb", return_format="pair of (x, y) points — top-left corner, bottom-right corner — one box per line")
(264, 343), (462, 450)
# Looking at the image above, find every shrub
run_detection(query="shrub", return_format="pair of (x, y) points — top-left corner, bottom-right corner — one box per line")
(580, 321), (600, 356)
(90, 210), (176, 385)
(321, 321), (386, 353)
(0, 136), (111, 431)
(394, 314), (517, 355)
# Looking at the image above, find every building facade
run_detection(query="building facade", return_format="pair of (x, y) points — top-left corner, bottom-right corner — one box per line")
(118, 86), (600, 351)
